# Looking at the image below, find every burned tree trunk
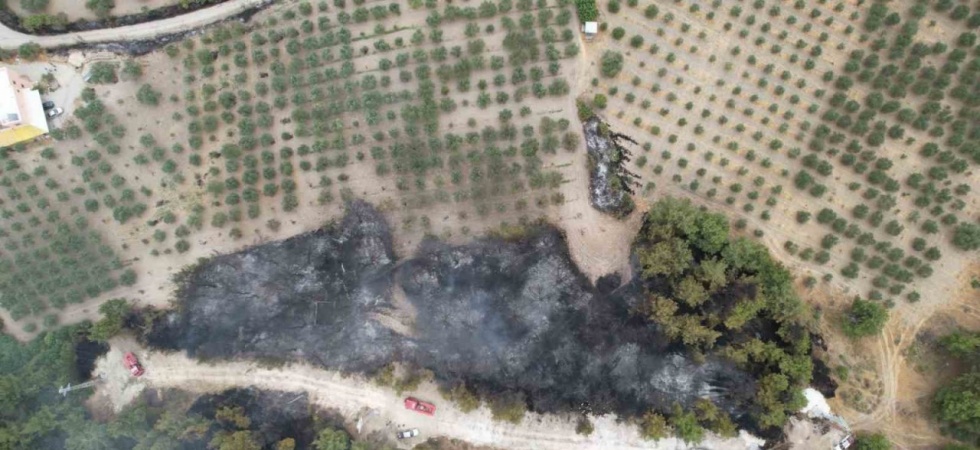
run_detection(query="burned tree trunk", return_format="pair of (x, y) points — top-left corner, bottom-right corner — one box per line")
(582, 117), (639, 219)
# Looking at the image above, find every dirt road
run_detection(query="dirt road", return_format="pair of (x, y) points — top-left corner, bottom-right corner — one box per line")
(0, 0), (269, 49)
(96, 343), (764, 450)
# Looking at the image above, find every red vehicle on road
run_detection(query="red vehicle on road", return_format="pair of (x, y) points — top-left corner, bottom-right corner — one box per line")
(123, 352), (145, 377)
(404, 397), (436, 416)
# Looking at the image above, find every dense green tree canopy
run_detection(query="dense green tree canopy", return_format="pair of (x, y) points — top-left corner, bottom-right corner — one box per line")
(89, 299), (130, 342)
(941, 330), (980, 359)
(934, 328), (980, 446)
(841, 298), (888, 338)
(853, 433), (891, 450)
(934, 372), (980, 445)
(313, 428), (350, 450)
(952, 223), (980, 251)
(600, 51), (624, 78)
(0, 324), (369, 449)
(573, 0), (597, 21)
(633, 198), (812, 431)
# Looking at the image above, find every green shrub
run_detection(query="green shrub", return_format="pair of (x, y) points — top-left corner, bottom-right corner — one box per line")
(440, 383), (481, 412)
(574, 0), (598, 21)
(671, 404), (704, 444)
(20, 13), (67, 32)
(489, 392), (527, 424)
(575, 417), (594, 436)
(21, 0), (50, 13)
(122, 60), (143, 80)
(136, 84), (161, 106)
(89, 298), (130, 341)
(852, 433), (891, 450)
(85, 0), (115, 18)
(639, 411), (669, 440)
(600, 51), (624, 78)
(841, 298), (888, 338)
(593, 93), (607, 108)
(952, 223), (980, 251)
(88, 61), (119, 84)
(16, 42), (42, 60)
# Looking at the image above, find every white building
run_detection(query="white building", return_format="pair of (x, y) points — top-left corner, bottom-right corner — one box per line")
(582, 21), (598, 40)
(0, 67), (48, 147)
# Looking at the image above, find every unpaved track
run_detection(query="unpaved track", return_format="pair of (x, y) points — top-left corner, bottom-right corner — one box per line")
(0, 0), (269, 48)
(121, 348), (763, 450)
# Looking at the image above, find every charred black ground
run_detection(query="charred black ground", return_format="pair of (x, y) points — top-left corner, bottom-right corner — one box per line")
(144, 200), (819, 435)
(74, 337), (109, 379)
(150, 201), (398, 372)
(401, 230), (754, 418)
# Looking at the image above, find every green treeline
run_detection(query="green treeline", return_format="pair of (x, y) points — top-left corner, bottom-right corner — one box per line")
(573, 0), (596, 22)
(634, 198), (813, 431)
(0, 325), (90, 448)
(933, 329), (980, 447)
(0, 321), (376, 450)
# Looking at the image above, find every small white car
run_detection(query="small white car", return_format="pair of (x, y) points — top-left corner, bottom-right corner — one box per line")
(45, 107), (63, 118)
(396, 428), (419, 439)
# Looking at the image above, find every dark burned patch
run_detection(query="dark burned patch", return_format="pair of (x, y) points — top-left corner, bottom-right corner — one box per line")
(148, 201), (398, 372)
(75, 337), (109, 379)
(401, 230), (755, 418)
(595, 272), (623, 294)
(146, 201), (756, 425)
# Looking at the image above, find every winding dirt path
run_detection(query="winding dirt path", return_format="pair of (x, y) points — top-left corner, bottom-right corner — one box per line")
(97, 344), (764, 450)
(0, 0), (269, 49)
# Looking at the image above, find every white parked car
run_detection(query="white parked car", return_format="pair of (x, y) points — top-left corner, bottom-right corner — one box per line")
(45, 107), (63, 118)
(396, 428), (419, 439)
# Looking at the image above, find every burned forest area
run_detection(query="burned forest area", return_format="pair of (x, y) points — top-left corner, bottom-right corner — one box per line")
(137, 199), (825, 441)
(583, 116), (640, 219)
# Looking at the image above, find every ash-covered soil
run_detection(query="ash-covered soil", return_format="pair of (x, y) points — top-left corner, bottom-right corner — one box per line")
(149, 201), (398, 372)
(401, 232), (754, 417)
(148, 201), (755, 421)
(583, 117), (636, 219)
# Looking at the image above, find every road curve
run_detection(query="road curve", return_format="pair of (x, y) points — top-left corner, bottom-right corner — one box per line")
(0, 0), (270, 49)
(130, 349), (764, 450)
